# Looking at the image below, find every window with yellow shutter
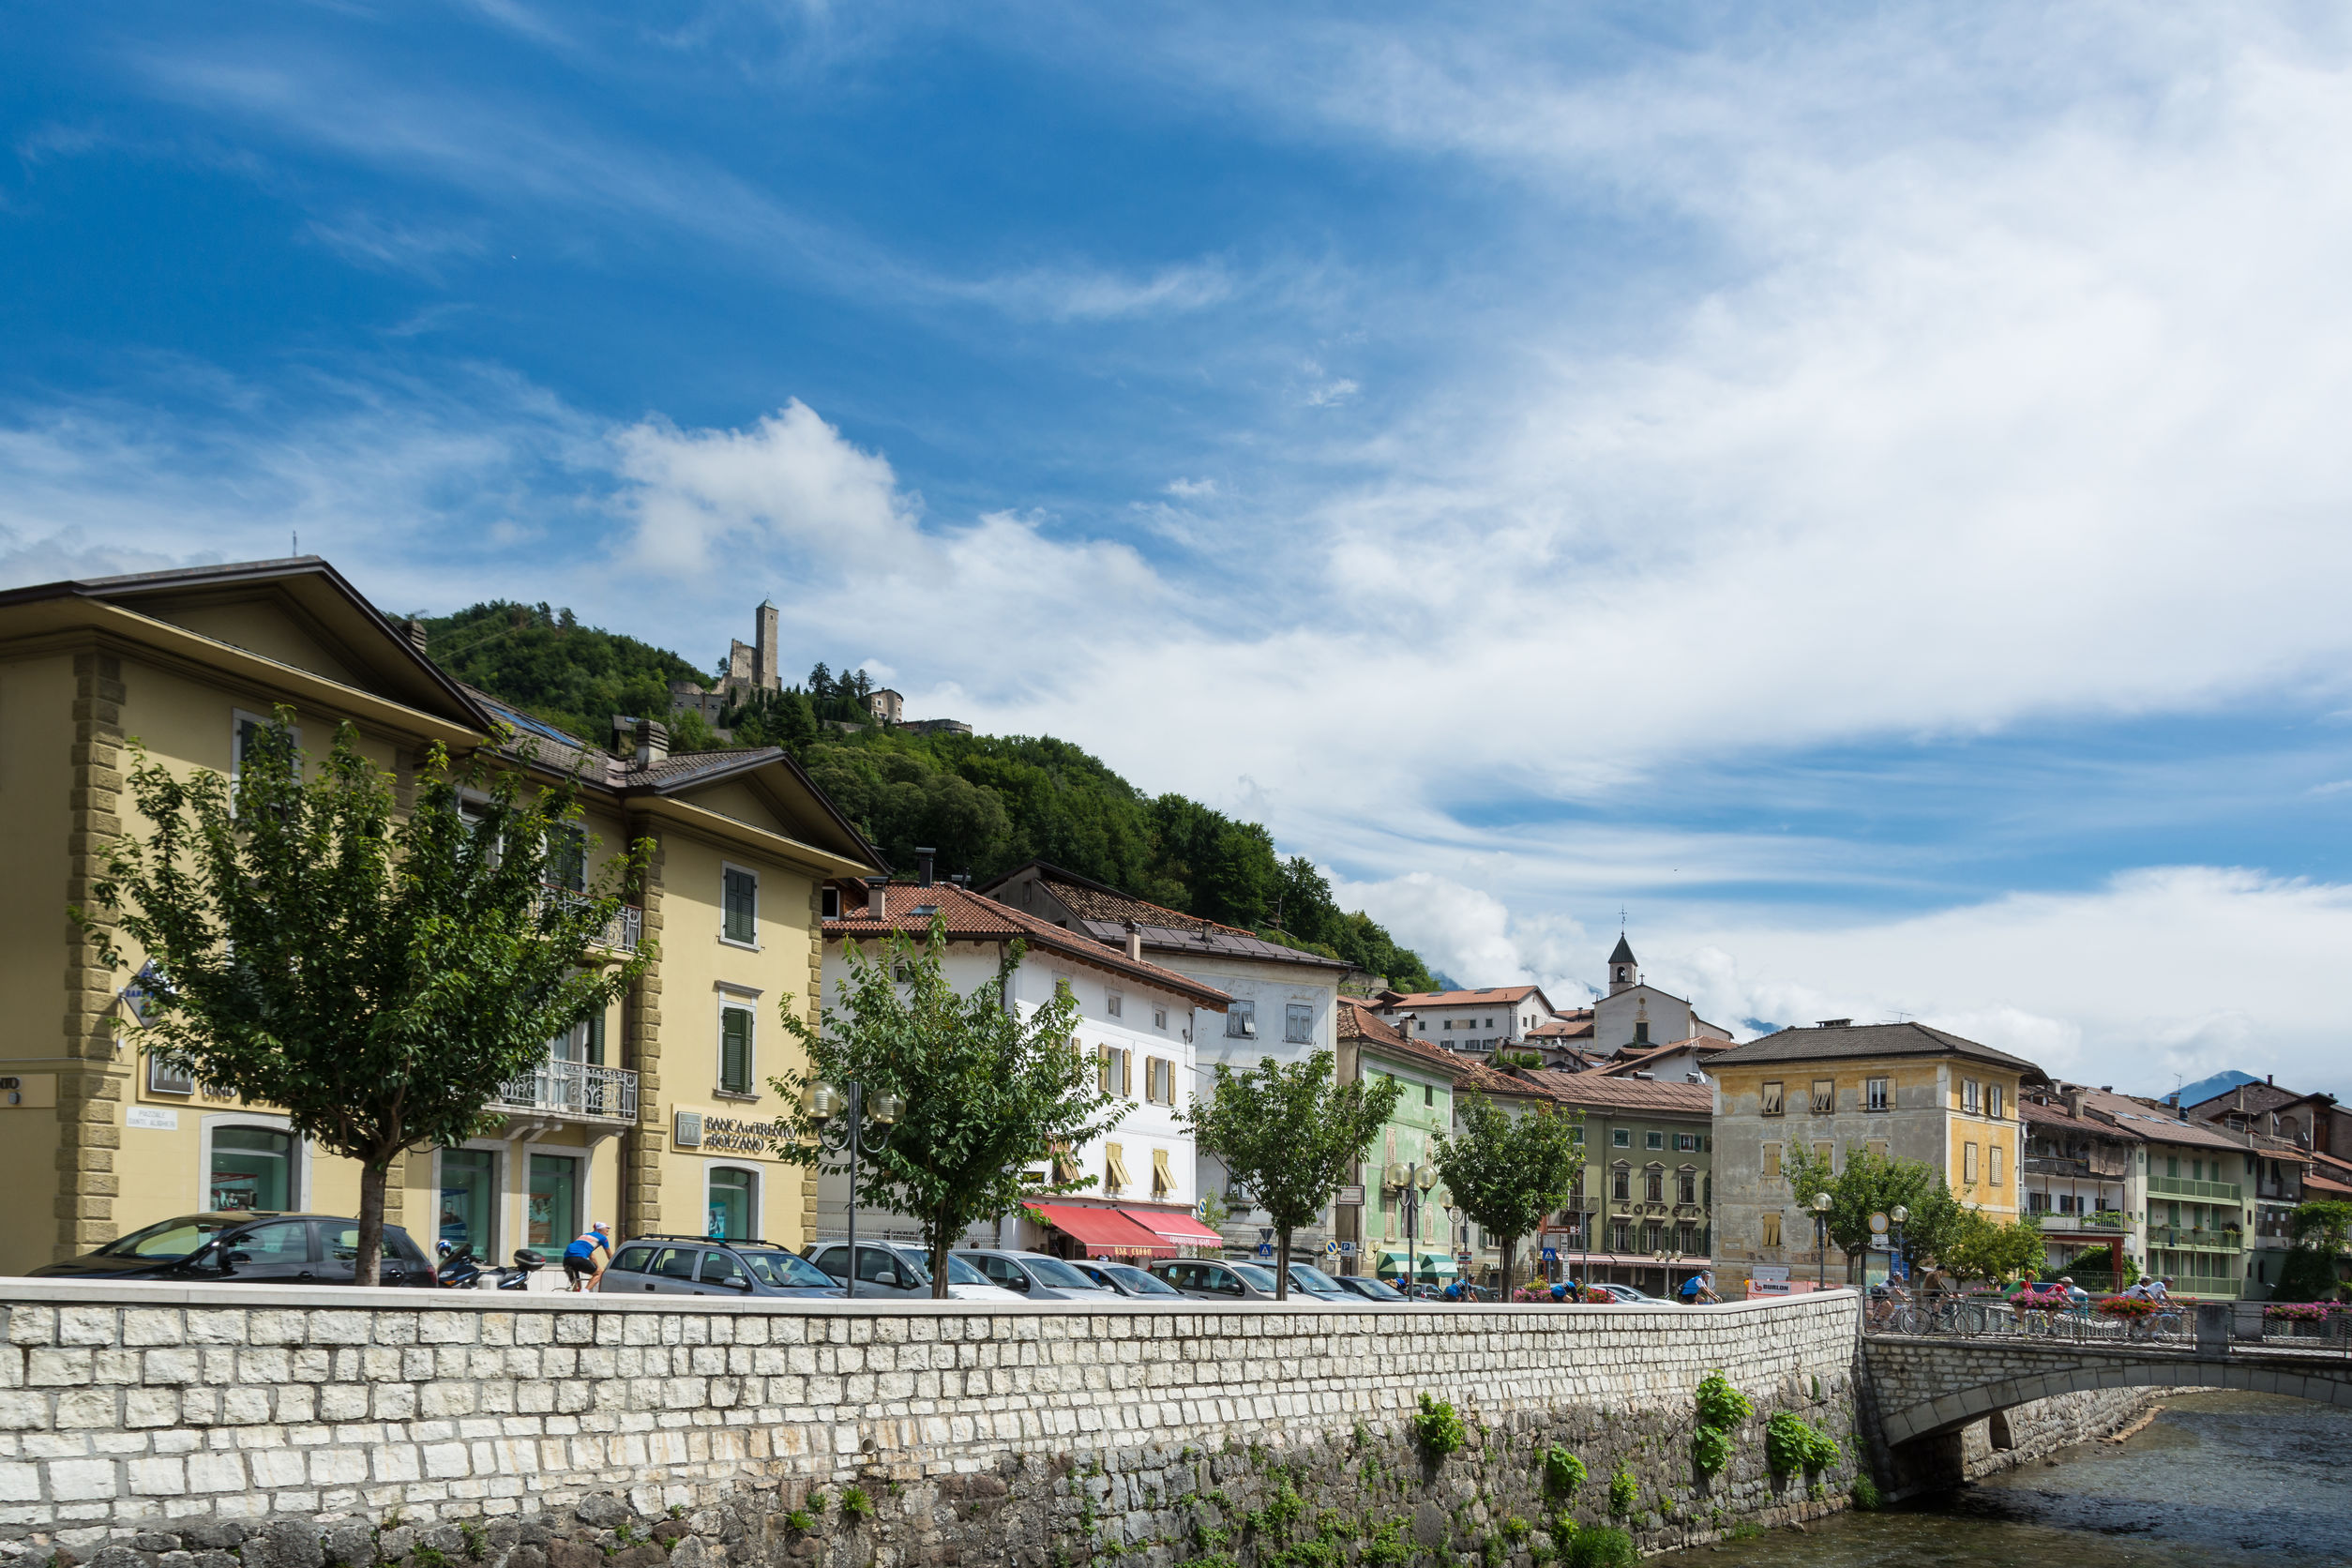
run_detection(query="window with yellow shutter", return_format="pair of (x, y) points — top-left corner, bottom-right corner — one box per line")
(1760, 1081), (1785, 1115)
(1152, 1148), (1174, 1198)
(1865, 1140), (1888, 1161)
(1121, 1049), (1134, 1098)
(1990, 1144), (2004, 1186)
(1812, 1141), (1832, 1169)
(1105, 1142), (1130, 1193)
(1762, 1213), (1782, 1248)
(1762, 1143), (1781, 1180)
(1097, 1046), (1113, 1095)
(1963, 1141), (1980, 1184)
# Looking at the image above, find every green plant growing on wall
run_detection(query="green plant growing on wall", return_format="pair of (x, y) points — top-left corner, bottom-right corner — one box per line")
(839, 1486), (876, 1521)
(1850, 1474), (1884, 1511)
(1542, 1444), (1587, 1501)
(1691, 1425), (1734, 1478)
(1765, 1412), (1841, 1477)
(783, 1511), (815, 1533)
(1691, 1370), (1751, 1478)
(1564, 1524), (1636, 1568)
(1412, 1394), (1469, 1458)
(1606, 1467), (1637, 1515)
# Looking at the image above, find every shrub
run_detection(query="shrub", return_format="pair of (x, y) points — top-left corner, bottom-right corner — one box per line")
(1693, 1371), (1752, 1431)
(1765, 1412), (1840, 1477)
(1361, 1518), (1412, 1568)
(2094, 1295), (2160, 1319)
(1691, 1425), (1734, 1478)
(1412, 1394), (1469, 1458)
(1542, 1444), (1587, 1500)
(783, 1511), (815, 1533)
(1851, 1474), (1884, 1511)
(839, 1486), (876, 1521)
(1564, 1524), (1637, 1568)
(1501, 1515), (1531, 1543)
(1606, 1467), (1637, 1515)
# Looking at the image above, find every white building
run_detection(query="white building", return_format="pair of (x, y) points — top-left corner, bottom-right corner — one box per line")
(979, 859), (1354, 1256)
(817, 877), (1229, 1262)
(1590, 934), (1732, 1057)
(1369, 985), (1563, 1059)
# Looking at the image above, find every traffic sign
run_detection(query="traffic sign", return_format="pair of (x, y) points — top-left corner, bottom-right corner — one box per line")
(1338, 1241), (1357, 1257)
(1323, 1239), (1341, 1258)
(1257, 1243), (1275, 1259)
(1540, 1247), (1559, 1263)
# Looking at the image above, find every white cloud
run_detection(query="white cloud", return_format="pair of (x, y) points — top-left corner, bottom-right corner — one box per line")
(1165, 477), (1218, 499)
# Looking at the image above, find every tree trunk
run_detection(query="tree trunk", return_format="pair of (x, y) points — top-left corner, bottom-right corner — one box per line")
(355, 1158), (387, 1289)
(1275, 1225), (1290, 1300)
(930, 1206), (954, 1301)
(1499, 1237), (1515, 1303)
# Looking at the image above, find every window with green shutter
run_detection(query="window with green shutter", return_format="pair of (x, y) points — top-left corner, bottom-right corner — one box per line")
(720, 1007), (753, 1093)
(722, 867), (758, 944)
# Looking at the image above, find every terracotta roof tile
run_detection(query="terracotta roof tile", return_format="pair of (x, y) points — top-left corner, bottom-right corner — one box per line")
(1517, 1069), (1714, 1114)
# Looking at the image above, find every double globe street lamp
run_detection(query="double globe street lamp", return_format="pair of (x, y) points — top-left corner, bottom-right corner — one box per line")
(804, 1078), (905, 1300)
(1811, 1191), (1833, 1290)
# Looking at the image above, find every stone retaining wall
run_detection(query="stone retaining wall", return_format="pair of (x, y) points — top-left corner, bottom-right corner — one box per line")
(0, 1281), (1866, 1563)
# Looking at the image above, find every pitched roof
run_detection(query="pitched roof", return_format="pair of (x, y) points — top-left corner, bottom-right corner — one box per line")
(1342, 1000), (1485, 1082)
(2182, 1080), (2338, 1121)
(1607, 934), (1636, 965)
(1527, 1012), (1595, 1040)
(1377, 985), (1547, 1009)
(1516, 1068), (1713, 1115)
(1708, 1020), (2046, 1078)
(977, 859), (1351, 971)
(825, 882), (1233, 1009)
(2061, 1086), (2252, 1153)
(1598, 1038), (1734, 1077)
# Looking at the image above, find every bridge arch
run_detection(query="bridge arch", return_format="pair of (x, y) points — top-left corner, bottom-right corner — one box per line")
(1876, 1357), (2352, 1446)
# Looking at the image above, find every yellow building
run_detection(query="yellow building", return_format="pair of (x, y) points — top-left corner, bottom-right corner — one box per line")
(0, 557), (882, 1271)
(1707, 1019), (2044, 1295)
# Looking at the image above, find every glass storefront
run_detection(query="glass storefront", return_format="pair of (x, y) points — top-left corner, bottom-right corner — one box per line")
(527, 1153), (580, 1249)
(707, 1168), (754, 1240)
(210, 1126), (295, 1212)
(439, 1149), (497, 1254)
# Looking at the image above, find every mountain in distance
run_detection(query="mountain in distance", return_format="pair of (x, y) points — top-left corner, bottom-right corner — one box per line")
(2165, 1068), (2264, 1109)
(415, 600), (1436, 991)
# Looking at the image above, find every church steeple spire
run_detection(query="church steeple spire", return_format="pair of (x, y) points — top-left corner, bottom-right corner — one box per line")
(1606, 932), (1637, 996)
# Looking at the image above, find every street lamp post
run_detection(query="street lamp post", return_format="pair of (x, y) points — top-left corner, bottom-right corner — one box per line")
(804, 1078), (903, 1300)
(1890, 1203), (1910, 1287)
(1403, 1162), (1438, 1298)
(1812, 1192), (1833, 1291)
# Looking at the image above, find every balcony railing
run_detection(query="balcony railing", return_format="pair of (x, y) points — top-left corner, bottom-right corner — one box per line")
(2148, 1226), (2243, 1254)
(495, 1057), (639, 1123)
(2035, 1211), (2128, 1232)
(2148, 1174), (2240, 1201)
(535, 885), (644, 953)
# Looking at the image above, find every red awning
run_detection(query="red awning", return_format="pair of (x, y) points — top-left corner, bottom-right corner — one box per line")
(1120, 1206), (1227, 1247)
(1028, 1203), (1172, 1257)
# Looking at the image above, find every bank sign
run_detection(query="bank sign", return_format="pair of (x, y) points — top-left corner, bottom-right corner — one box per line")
(673, 1109), (775, 1154)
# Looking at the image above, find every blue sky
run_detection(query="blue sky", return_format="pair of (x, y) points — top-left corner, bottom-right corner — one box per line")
(8, 2), (2352, 1097)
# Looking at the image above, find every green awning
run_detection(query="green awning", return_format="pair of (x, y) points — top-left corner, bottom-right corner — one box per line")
(1375, 1250), (1458, 1278)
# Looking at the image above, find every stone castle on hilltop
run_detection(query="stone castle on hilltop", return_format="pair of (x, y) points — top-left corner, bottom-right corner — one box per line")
(669, 600), (969, 735)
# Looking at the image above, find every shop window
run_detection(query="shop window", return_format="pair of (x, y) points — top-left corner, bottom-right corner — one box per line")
(528, 1153), (580, 1249)
(707, 1168), (756, 1240)
(211, 1125), (295, 1213)
(438, 1149), (498, 1255)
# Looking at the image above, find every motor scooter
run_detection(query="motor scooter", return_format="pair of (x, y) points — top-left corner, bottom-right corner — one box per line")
(436, 1242), (547, 1289)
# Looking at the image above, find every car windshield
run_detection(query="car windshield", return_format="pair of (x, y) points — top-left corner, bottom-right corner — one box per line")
(94, 1215), (241, 1259)
(1287, 1264), (1346, 1293)
(1346, 1276), (1408, 1301)
(1021, 1256), (1102, 1289)
(943, 1253), (993, 1286)
(1233, 1263), (1280, 1290)
(740, 1250), (835, 1289)
(1106, 1265), (1182, 1297)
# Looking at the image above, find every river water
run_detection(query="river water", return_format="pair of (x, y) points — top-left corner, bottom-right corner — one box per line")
(1653, 1391), (2352, 1567)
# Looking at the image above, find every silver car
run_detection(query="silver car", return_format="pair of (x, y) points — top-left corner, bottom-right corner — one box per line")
(959, 1248), (1122, 1301)
(804, 1240), (1021, 1301)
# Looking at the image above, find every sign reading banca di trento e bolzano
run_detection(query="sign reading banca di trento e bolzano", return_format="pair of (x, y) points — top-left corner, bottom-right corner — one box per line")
(673, 1110), (771, 1153)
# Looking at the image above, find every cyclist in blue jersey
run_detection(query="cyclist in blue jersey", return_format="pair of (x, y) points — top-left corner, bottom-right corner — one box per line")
(565, 1223), (612, 1291)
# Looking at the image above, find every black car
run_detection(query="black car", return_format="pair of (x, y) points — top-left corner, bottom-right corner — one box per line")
(27, 1212), (437, 1286)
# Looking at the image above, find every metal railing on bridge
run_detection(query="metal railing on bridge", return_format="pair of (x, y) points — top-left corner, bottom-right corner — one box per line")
(1866, 1293), (2352, 1356)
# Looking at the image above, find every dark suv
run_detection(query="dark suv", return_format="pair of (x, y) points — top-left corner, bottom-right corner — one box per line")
(604, 1236), (844, 1298)
(27, 1213), (435, 1286)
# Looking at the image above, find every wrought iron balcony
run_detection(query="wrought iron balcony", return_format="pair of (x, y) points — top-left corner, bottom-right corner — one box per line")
(535, 885), (644, 953)
(495, 1057), (639, 1123)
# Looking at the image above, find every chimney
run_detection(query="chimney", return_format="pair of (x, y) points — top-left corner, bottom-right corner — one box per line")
(1124, 920), (1143, 963)
(866, 877), (888, 919)
(2268, 1074), (2275, 1086)
(916, 847), (936, 888)
(2063, 1087), (2085, 1119)
(402, 618), (429, 655)
(632, 717), (669, 770)
(1816, 1018), (1851, 1029)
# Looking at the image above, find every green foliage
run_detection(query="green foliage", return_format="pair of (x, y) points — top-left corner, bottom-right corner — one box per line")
(768, 917), (1113, 1296)
(1939, 1209), (2047, 1285)
(783, 1511), (815, 1533)
(417, 601), (704, 743)
(1606, 1467), (1636, 1515)
(1694, 1371), (1752, 1432)
(1433, 1095), (1585, 1298)
(457, 1522), (487, 1560)
(1779, 1145), (1962, 1270)
(2293, 1199), (2352, 1248)
(80, 709), (651, 1286)
(2274, 1244), (2350, 1303)
(1765, 1412), (1840, 1477)
(839, 1486), (875, 1521)
(1359, 1519), (1412, 1568)
(1501, 1515), (1531, 1544)
(1690, 1425), (1733, 1478)
(1564, 1524), (1637, 1568)
(1541, 1444), (1586, 1500)
(413, 1549), (450, 1568)
(1184, 1051), (1403, 1295)
(1850, 1474), (1884, 1511)
(1411, 1395), (1469, 1458)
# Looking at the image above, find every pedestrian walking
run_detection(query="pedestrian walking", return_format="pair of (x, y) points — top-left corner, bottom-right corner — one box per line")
(564, 1222), (613, 1291)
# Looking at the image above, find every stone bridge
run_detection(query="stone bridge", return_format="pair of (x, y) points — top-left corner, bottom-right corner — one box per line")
(1861, 1304), (2352, 1486)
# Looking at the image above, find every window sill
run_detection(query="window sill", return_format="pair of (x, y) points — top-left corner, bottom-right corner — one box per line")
(717, 937), (761, 953)
(713, 1089), (761, 1104)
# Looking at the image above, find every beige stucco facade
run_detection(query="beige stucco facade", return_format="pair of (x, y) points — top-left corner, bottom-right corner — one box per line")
(0, 560), (880, 1272)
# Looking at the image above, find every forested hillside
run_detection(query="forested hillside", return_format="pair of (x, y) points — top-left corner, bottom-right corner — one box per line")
(416, 601), (1434, 989)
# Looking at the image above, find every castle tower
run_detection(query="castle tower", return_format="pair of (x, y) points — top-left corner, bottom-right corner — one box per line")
(1607, 933), (1637, 996)
(755, 599), (779, 692)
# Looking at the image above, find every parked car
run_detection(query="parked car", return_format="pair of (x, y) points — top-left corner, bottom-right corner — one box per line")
(1074, 1260), (1187, 1300)
(1284, 1261), (1359, 1304)
(1147, 1258), (1331, 1304)
(26, 1212), (435, 1287)
(604, 1235), (845, 1298)
(804, 1240), (1021, 1300)
(958, 1248), (1122, 1301)
(1588, 1283), (1672, 1304)
(1330, 1273), (1410, 1304)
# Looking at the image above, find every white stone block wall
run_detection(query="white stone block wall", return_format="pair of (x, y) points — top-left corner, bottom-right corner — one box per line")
(0, 1282), (1862, 1533)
